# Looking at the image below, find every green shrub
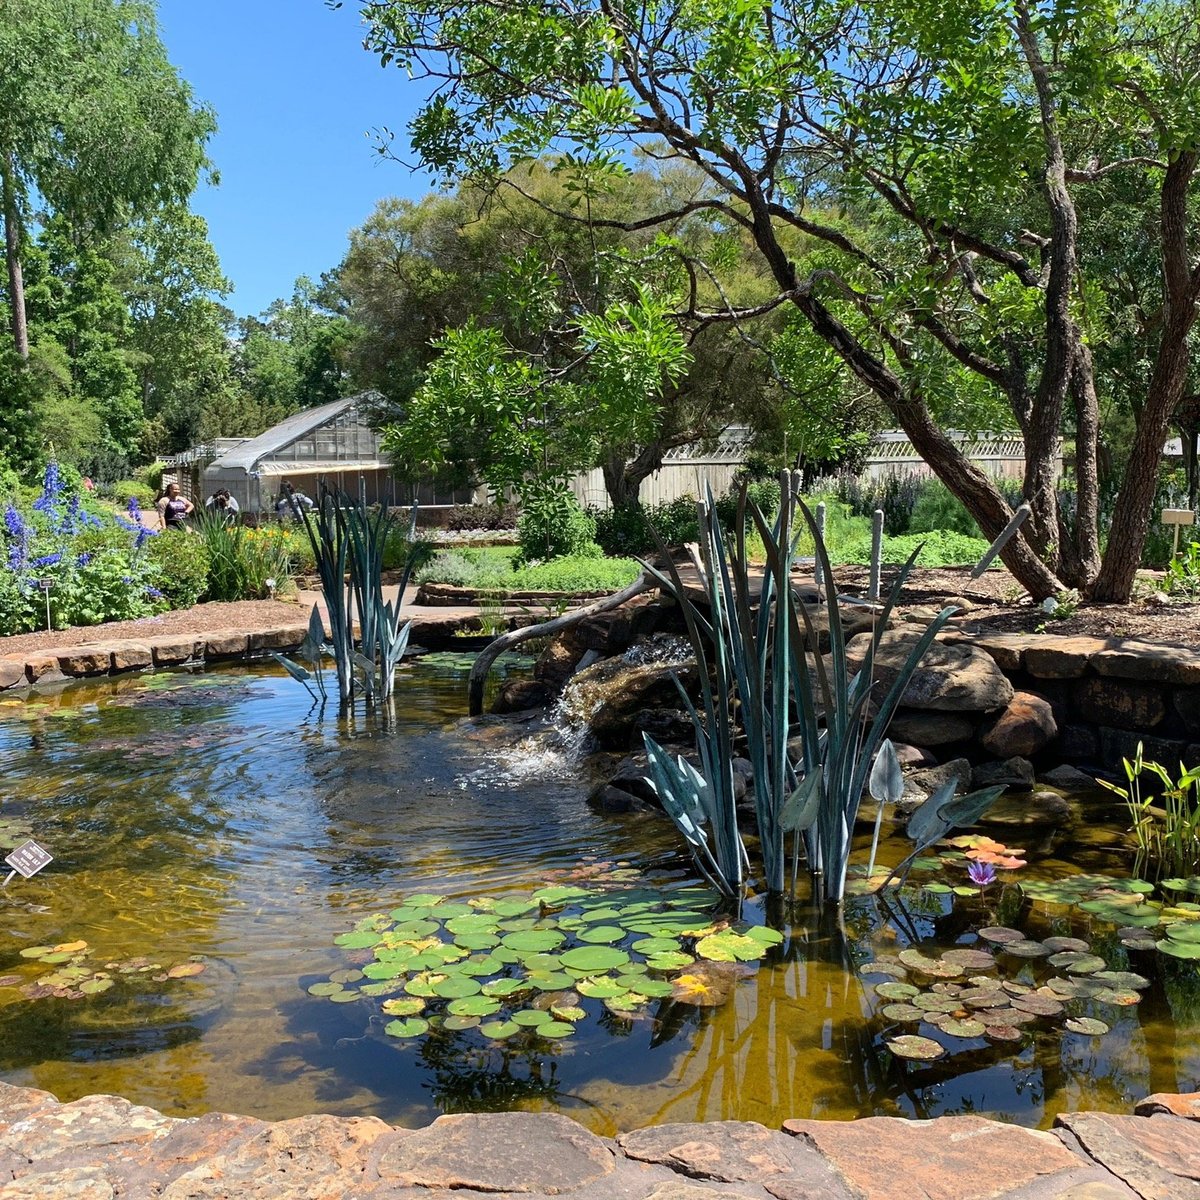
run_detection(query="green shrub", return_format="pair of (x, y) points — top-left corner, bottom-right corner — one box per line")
(417, 547), (639, 593)
(517, 491), (596, 563)
(835, 528), (990, 567)
(833, 473), (925, 536)
(909, 479), (981, 537)
(145, 529), (210, 608)
(110, 479), (157, 510)
(194, 511), (292, 600)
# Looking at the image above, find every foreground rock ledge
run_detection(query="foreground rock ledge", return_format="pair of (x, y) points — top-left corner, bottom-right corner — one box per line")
(1, 1085), (1199, 1199)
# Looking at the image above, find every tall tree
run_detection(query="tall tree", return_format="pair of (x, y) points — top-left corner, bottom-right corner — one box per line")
(0, 0), (214, 363)
(359, 0), (1200, 600)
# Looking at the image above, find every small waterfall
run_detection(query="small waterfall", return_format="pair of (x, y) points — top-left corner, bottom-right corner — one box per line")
(458, 634), (694, 791)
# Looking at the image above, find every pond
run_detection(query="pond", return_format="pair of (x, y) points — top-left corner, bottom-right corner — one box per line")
(0, 658), (1197, 1136)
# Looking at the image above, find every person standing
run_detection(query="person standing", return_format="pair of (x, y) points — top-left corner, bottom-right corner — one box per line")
(205, 489), (240, 520)
(156, 482), (194, 530)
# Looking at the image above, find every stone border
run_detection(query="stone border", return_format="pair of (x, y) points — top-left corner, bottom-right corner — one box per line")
(0, 624), (310, 693)
(0, 1082), (1196, 1198)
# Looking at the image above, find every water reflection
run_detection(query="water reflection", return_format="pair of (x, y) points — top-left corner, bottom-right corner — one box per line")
(0, 662), (1196, 1131)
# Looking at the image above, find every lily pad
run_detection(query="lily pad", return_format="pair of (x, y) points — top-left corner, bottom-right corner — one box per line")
(536, 1020), (575, 1038)
(1042, 936), (1091, 953)
(645, 952), (694, 971)
(631, 937), (680, 955)
(443, 1015), (481, 1031)
(880, 1003), (925, 1022)
(696, 931), (766, 963)
(381, 997), (425, 1016)
(875, 982), (920, 1001)
(577, 925), (626, 944)
(1065, 1017), (1110, 1035)
(887, 1035), (945, 1061)
(576, 977), (629, 999)
(1093, 988), (1141, 1006)
(977, 927), (1024, 944)
(744, 926), (785, 946)
(984, 1024), (1023, 1042)
(1156, 937), (1200, 959)
(307, 981), (344, 996)
(481, 978), (529, 998)
(479, 1019), (521, 1039)
(935, 1017), (986, 1038)
(942, 949), (996, 971)
(500, 930), (565, 953)
(510, 1008), (554, 1027)
(560, 945), (630, 972)
(1002, 940), (1050, 958)
(431, 975), (483, 999)
(1093, 970), (1150, 990)
(384, 1017), (429, 1038)
(78, 978), (114, 995)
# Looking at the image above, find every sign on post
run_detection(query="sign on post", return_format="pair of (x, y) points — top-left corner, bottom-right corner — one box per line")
(1162, 508), (1196, 558)
(2, 840), (53, 887)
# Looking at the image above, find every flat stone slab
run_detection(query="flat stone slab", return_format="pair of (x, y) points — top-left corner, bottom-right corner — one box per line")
(783, 1115), (1094, 1200)
(4, 1071), (1200, 1198)
(1092, 641), (1200, 686)
(1135, 1091), (1200, 1121)
(1057, 1112), (1200, 1200)
(1024, 636), (1120, 679)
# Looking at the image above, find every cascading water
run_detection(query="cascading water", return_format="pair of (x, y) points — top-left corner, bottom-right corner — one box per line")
(457, 634), (695, 790)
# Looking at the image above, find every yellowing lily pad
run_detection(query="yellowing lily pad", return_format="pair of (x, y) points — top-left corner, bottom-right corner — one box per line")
(887, 1035), (945, 1061)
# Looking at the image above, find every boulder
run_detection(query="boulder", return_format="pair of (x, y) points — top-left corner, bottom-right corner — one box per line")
(1092, 641), (1200, 686)
(894, 742), (938, 767)
(903, 758), (972, 808)
(842, 630), (1013, 713)
(0, 658), (28, 689)
(628, 707), (694, 748)
(971, 756), (1035, 792)
(573, 610), (636, 655)
(563, 655), (696, 749)
(1024, 635), (1116, 678)
(587, 783), (649, 814)
(533, 635), (584, 691)
(1075, 677), (1166, 731)
(980, 690), (1058, 758)
(491, 679), (552, 714)
(55, 646), (111, 676)
(1038, 763), (1097, 790)
(979, 789), (1075, 830)
(1059, 723), (1100, 761)
(889, 712), (975, 747)
(109, 641), (152, 672)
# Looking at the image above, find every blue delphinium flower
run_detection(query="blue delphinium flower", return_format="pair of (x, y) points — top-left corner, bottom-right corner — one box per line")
(117, 496), (157, 550)
(3, 503), (24, 540)
(76, 552), (92, 567)
(31, 552), (63, 569)
(967, 860), (997, 888)
(145, 586), (165, 600)
(31, 461), (62, 514)
(4, 503), (29, 572)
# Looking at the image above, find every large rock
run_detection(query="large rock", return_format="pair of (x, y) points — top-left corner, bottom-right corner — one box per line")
(981, 691), (1058, 758)
(1024, 635), (1117, 679)
(1039, 764), (1098, 790)
(783, 1114), (1091, 1200)
(889, 711), (975, 747)
(563, 654), (697, 748)
(903, 758), (972, 808)
(0, 657), (27, 689)
(1076, 678), (1166, 731)
(491, 679), (551, 713)
(1055, 1111), (1200, 1200)
(1135, 1092), (1200, 1121)
(1093, 641), (1200, 686)
(534, 634), (584, 691)
(629, 707), (695, 747)
(979, 789), (1075, 830)
(55, 646), (111, 676)
(843, 631), (1013, 713)
(972, 756), (1036, 792)
(377, 1111), (616, 1192)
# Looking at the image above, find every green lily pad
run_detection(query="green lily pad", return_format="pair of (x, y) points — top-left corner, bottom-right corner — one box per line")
(333, 931), (379, 949)
(307, 981), (345, 996)
(1157, 937), (1200, 959)
(431, 975), (482, 999)
(388, 906), (432, 923)
(743, 926), (785, 946)
(443, 1014), (481, 1031)
(479, 1019), (521, 1039)
(481, 977), (529, 997)
(887, 1035), (945, 1061)
(696, 932), (766, 963)
(1164, 923), (1200, 944)
(550, 1004), (587, 1021)
(577, 925), (626, 944)
(510, 1008), (554, 1026)
(875, 982), (920, 1001)
(381, 997), (425, 1016)
(623, 976), (673, 997)
(532, 885), (592, 906)
(405, 972), (446, 997)
(645, 952), (693, 971)
(1093, 970), (1150, 989)
(526, 971), (576, 991)
(384, 1017), (429, 1037)
(446, 915), (500, 935)
(452, 932), (500, 952)
(1065, 1016), (1110, 1035)
(79, 978), (114, 995)
(327, 989), (359, 1003)
(446, 995), (502, 1017)
(500, 930), (565, 953)
(913, 993), (961, 1013)
(576, 977), (629, 999)
(935, 1017), (986, 1038)
(560, 945), (630, 972)
(1093, 988), (1141, 1006)
(329, 968), (364, 984)
(404, 894), (446, 908)
(493, 898), (539, 917)
(536, 1020), (575, 1037)
(880, 1003), (924, 1022)
(361, 961), (406, 980)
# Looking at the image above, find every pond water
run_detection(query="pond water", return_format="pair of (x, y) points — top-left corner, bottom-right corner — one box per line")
(0, 658), (1197, 1135)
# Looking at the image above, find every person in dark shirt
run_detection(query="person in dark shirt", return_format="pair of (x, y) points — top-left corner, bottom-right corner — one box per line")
(156, 483), (194, 530)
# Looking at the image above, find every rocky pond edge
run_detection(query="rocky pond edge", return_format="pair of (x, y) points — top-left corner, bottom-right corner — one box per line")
(0, 1082), (1197, 1199)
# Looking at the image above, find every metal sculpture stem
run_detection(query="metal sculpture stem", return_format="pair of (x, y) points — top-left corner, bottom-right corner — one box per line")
(467, 572), (655, 716)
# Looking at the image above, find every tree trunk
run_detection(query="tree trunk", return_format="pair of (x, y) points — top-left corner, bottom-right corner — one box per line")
(1, 153), (29, 359)
(792, 290), (1063, 599)
(1060, 342), (1102, 587)
(1091, 152), (1199, 603)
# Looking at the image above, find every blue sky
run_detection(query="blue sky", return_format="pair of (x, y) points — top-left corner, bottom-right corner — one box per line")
(158, 0), (434, 317)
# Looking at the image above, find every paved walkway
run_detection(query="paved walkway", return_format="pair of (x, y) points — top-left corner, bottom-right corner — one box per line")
(0, 1082), (1196, 1198)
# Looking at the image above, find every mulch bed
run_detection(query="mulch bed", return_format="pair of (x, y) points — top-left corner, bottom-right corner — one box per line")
(0, 600), (305, 659)
(833, 563), (1200, 645)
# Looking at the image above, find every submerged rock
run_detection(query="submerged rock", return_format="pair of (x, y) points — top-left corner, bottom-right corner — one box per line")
(979, 789), (1076, 830)
(971, 756), (1035, 792)
(491, 680), (552, 714)
(889, 711), (975, 747)
(1039, 764), (1097, 790)
(902, 759), (972, 808)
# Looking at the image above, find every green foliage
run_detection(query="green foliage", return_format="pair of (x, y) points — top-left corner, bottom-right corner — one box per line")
(835, 529), (991, 568)
(110, 480), (157, 510)
(144, 529), (210, 609)
(417, 547), (638, 593)
(516, 490), (597, 563)
(909, 480), (981, 538)
(641, 487), (994, 901)
(1168, 542), (1200, 600)
(833, 475), (926, 537)
(594, 496), (697, 556)
(193, 511), (292, 602)
(1098, 748), (1200, 881)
